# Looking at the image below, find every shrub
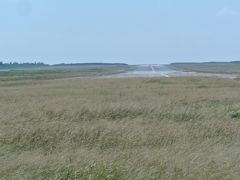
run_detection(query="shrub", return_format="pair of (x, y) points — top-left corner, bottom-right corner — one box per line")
(230, 110), (240, 119)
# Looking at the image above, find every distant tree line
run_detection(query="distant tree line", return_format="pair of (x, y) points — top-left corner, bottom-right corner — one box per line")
(0, 62), (128, 70)
(0, 62), (47, 65)
(0, 62), (49, 69)
(52, 63), (128, 67)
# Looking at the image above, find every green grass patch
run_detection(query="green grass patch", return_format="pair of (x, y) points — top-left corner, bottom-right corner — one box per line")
(230, 110), (240, 119)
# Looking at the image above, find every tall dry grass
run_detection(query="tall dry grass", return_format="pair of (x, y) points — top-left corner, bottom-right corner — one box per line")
(1, 77), (240, 179)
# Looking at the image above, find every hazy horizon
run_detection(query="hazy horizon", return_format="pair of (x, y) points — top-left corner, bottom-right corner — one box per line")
(1, 60), (240, 66)
(1, 0), (240, 64)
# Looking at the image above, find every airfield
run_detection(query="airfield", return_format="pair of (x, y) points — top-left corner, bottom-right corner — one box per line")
(1, 62), (240, 179)
(96, 64), (238, 79)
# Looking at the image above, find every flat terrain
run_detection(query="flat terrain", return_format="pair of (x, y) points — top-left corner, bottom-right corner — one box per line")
(110, 65), (174, 78)
(169, 62), (240, 74)
(1, 74), (240, 179)
(0, 64), (132, 83)
(109, 64), (238, 79)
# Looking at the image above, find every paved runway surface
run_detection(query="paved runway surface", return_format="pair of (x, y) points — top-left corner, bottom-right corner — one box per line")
(106, 65), (237, 79)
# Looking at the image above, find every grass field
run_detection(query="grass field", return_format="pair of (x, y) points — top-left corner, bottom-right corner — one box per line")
(0, 64), (132, 83)
(169, 62), (240, 74)
(1, 75), (240, 179)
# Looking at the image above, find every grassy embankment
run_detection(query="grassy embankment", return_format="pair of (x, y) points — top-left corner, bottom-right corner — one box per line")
(1, 72), (240, 179)
(169, 62), (240, 74)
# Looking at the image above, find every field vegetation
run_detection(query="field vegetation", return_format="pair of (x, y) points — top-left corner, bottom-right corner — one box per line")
(1, 74), (240, 179)
(169, 62), (240, 74)
(0, 64), (132, 83)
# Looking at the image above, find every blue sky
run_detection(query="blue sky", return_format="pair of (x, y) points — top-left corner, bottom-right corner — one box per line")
(0, 0), (239, 64)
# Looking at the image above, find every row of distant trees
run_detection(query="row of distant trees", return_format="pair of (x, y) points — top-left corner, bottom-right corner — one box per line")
(0, 62), (46, 65)
(0, 62), (49, 69)
(0, 62), (128, 66)
(0, 62), (128, 69)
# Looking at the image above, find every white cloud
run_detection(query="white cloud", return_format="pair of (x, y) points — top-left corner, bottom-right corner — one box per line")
(217, 7), (238, 16)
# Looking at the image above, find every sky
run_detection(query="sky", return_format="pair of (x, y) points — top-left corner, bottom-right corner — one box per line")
(0, 0), (240, 64)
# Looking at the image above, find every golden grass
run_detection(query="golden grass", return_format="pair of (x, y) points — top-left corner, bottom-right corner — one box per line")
(1, 77), (240, 179)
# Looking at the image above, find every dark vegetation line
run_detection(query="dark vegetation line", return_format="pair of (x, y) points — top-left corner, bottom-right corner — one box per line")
(168, 61), (240, 74)
(0, 62), (133, 82)
(0, 62), (128, 70)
